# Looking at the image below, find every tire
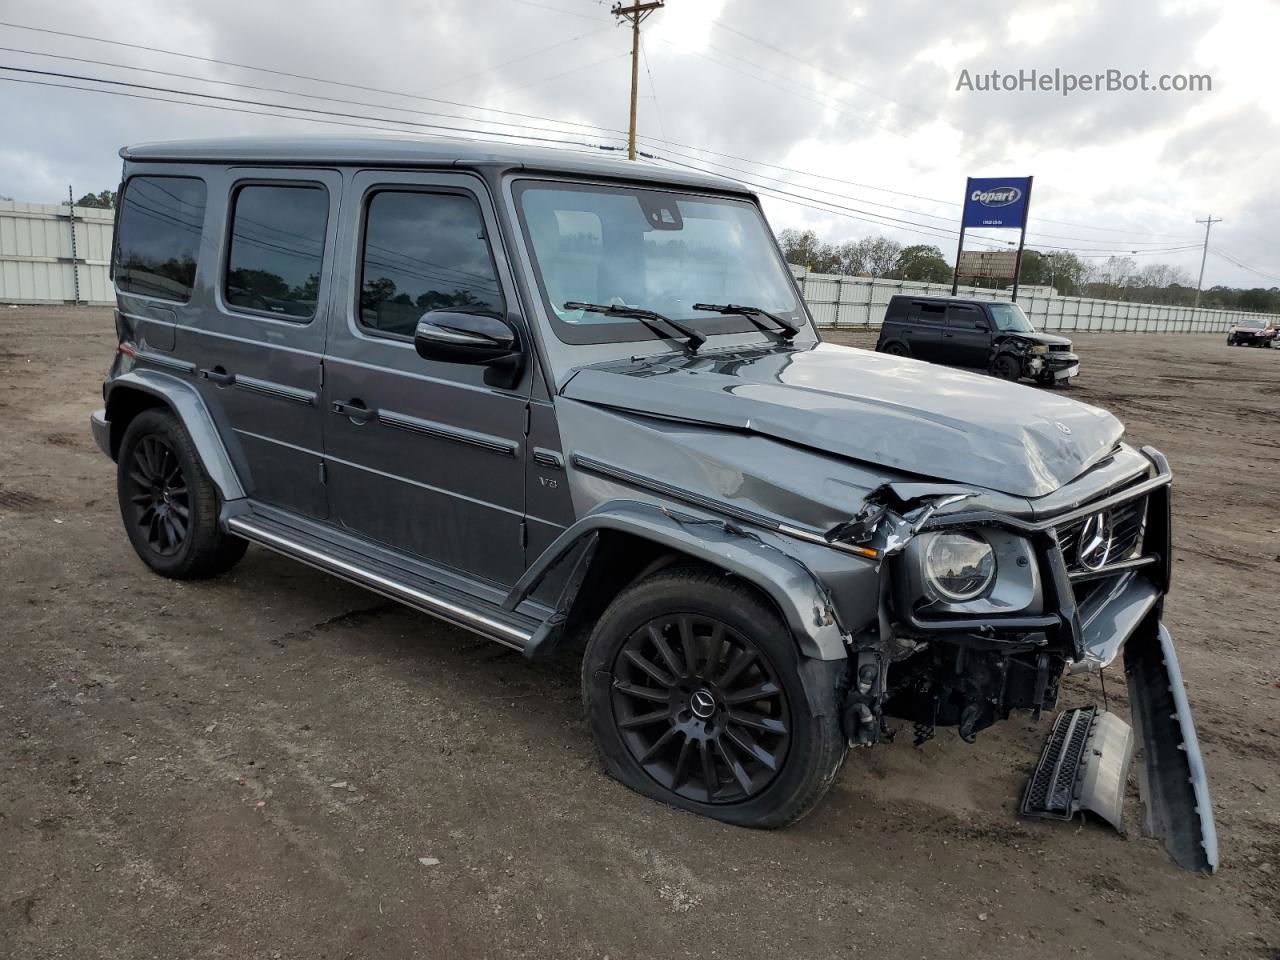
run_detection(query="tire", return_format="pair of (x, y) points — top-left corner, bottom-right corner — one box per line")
(880, 341), (910, 357)
(991, 354), (1021, 381)
(582, 565), (847, 828)
(1226, 337), (1234, 346)
(117, 408), (247, 579)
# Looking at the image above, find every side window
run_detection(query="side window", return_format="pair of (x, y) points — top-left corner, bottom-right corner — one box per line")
(947, 305), (985, 328)
(114, 176), (207, 302)
(909, 302), (946, 324)
(224, 183), (329, 320)
(359, 190), (504, 338)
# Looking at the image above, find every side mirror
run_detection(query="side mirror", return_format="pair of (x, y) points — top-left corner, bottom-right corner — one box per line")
(414, 310), (520, 366)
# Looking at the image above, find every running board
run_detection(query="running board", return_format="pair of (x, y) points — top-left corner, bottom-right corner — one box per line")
(1021, 705), (1134, 835)
(226, 514), (535, 651)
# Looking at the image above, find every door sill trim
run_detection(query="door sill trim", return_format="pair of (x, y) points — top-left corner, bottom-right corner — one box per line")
(227, 515), (533, 650)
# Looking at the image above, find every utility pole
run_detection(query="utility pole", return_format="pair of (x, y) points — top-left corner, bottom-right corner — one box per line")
(1194, 215), (1222, 308)
(612, 0), (664, 160)
(67, 185), (81, 306)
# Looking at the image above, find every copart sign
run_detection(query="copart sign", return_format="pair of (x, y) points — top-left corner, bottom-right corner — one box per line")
(961, 176), (1033, 229)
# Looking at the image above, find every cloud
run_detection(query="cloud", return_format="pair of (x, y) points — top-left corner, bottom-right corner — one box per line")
(0, 0), (1275, 287)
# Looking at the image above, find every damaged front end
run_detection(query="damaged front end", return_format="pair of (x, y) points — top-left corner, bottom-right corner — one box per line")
(828, 447), (1218, 874)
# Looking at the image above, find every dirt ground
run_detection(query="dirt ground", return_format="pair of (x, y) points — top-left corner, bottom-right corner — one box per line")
(1, 306), (1277, 960)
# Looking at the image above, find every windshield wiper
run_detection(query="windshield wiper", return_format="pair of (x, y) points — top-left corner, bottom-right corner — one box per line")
(564, 301), (706, 353)
(692, 302), (800, 340)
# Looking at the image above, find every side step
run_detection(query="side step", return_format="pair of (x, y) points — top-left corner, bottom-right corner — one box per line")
(226, 513), (536, 651)
(1021, 705), (1134, 834)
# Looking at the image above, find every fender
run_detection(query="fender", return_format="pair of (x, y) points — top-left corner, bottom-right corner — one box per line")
(504, 499), (850, 660)
(105, 369), (247, 501)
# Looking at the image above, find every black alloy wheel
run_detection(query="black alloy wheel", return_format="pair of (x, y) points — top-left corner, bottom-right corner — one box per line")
(116, 408), (247, 579)
(610, 613), (791, 804)
(123, 434), (190, 557)
(882, 342), (909, 357)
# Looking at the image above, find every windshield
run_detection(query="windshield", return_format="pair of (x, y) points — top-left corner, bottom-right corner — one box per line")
(515, 180), (803, 345)
(1239, 319), (1265, 329)
(988, 303), (1036, 333)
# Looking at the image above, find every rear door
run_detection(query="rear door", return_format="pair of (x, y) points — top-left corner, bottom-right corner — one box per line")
(905, 301), (947, 360)
(321, 170), (530, 587)
(130, 167), (340, 519)
(944, 303), (992, 368)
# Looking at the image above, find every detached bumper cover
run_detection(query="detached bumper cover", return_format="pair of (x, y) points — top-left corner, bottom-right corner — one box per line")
(1125, 621), (1218, 873)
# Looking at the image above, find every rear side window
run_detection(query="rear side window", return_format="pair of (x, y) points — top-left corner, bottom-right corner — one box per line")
(359, 190), (504, 338)
(225, 184), (329, 321)
(909, 302), (946, 323)
(114, 176), (207, 302)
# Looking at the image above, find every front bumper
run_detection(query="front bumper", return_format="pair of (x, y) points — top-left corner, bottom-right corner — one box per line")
(90, 408), (111, 459)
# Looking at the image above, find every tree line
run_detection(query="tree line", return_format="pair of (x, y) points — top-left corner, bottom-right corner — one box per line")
(776, 228), (1280, 314)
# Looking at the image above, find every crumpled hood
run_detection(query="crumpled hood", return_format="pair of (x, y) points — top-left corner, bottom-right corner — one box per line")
(560, 342), (1123, 498)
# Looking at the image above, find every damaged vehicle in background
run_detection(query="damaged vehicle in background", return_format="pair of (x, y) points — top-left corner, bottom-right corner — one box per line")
(91, 136), (1214, 874)
(1226, 317), (1276, 347)
(876, 294), (1080, 386)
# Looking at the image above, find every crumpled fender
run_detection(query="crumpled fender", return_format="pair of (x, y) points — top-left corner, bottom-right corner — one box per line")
(105, 369), (246, 501)
(504, 499), (850, 660)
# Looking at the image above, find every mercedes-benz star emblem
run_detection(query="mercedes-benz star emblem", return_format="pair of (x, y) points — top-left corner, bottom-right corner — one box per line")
(690, 689), (717, 719)
(1077, 511), (1114, 571)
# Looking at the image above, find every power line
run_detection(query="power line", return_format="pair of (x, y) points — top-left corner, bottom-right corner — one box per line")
(0, 19), (1202, 244)
(0, 64), (626, 149)
(0, 19), (625, 140)
(0, 46), (629, 146)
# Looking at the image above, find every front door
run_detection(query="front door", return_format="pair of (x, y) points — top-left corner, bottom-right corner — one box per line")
(944, 303), (992, 368)
(183, 167), (342, 519)
(321, 170), (530, 587)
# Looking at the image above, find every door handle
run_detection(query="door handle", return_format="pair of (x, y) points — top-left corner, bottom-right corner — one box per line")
(331, 399), (375, 424)
(198, 366), (235, 386)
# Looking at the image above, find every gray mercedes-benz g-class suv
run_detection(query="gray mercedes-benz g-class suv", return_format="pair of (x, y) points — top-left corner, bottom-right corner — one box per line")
(91, 136), (1214, 872)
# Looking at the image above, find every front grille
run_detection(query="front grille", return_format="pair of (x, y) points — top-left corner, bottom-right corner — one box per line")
(1048, 343), (1071, 352)
(1056, 494), (1148, 573)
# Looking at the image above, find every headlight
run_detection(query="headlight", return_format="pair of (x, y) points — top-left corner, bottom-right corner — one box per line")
(923, 532), (997, 602)
(1029, 344), (1049, 355)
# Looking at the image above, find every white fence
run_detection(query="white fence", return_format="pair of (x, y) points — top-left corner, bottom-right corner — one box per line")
(2, 200), (1275, 333)
(0, 200), (115, 305)
(792, 269), (1279, 334)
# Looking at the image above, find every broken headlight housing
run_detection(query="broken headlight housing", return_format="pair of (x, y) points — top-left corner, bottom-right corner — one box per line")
(902, 528), (1042, 617)
(923, 532), (996, 601)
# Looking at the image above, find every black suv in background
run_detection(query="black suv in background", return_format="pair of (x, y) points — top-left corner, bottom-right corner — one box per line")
(876, 295), (1079, 386)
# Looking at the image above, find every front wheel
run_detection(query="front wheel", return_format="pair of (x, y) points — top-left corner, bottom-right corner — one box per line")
(582, 566), (847, 828)
(991, 354), (1022, 381)
(880, 341), (910, 357)
(117, 408), (247, 579)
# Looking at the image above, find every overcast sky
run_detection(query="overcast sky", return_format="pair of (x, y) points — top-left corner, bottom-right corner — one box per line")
(1, 0), (1277, 288)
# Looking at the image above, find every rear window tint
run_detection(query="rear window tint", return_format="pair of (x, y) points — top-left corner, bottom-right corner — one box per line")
(225, 184), (329, 321)
(115, 176), (206, 303)
(909, 302), (946, 323)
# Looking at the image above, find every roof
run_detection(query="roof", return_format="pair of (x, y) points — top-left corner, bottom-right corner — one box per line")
(119, 135), (742, 193)
(889, 293), (1009, 304)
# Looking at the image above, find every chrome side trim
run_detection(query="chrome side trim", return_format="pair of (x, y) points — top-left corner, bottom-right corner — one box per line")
(233, 374), (316, 406)
(134, 350), (196, 374)
(378, 408), (519, 457)
(226, 516), (531, 649)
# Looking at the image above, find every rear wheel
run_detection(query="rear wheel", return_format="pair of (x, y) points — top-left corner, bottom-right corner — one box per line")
(117, 408), (247, 579)
(582, 566), (847, 828)
(881, 341), (910, 357)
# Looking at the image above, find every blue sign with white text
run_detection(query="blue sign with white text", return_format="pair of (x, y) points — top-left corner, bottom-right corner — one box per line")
(961, 177), (1032, 229)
